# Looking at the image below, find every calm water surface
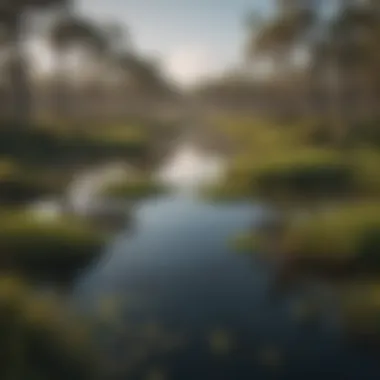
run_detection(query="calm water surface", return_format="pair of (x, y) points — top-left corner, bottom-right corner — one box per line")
(73, 143), (380, 380)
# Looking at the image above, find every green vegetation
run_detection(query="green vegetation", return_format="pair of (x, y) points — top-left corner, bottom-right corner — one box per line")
(0, 0), (179, 376)
(340, 282), (380, 341)
(208, 117), (380, 203)
(227, 149), (352, 201)
(216, 120), (380, 272)
(220, 121), (380, 273)
(219, 120), (380, 342)
(0, 159), (68, 205)
(0, 276), (97, 379)
(279, 203), (380, 272)
(0, 121), (157, 205)
(100, 177), (165, 200)
(0, 210), (107, 279)
(231, 233), (260, 253)
(0, 123), (149, 167)
(208, 329), (235, 356)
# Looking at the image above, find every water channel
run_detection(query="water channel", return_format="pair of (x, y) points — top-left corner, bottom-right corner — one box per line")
(71, 140), (380, 380)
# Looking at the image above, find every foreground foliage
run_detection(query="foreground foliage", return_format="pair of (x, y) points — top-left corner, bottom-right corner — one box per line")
(0, 210), (107, 280)
(280, 203), (380, 272)
(0, 276), (97, 380)
(100, 177), (165, 200)
(0, 123), (149, 167)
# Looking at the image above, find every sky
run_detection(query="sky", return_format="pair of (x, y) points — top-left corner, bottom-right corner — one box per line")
(74, 0), (274, 86)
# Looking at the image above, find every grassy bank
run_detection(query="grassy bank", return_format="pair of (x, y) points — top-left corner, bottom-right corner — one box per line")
(0, 275), (97, 379)
(100, 177), (166, 200)
(218, 120), (380, 273)
(0, 160), (70, 205)
(0, 210), (107, 281)
(277, 203), (380, 274)
(215, 116), (380, 340)
(0, 122), (149, 166)
(0, 120), (171, 205)
(207, 146), (380, 203)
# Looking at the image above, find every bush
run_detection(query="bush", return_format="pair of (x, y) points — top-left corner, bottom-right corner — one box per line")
(0, 123), (149, 167)
(0, 211), (107, 280)
(0, 276), (97, 379)
(280, 203), (380, 271)
(218, 147), (380, 202)
(0, 168), (66, 205)
(225, 149), (354, 201)
(253, 163), (352, 201)
(211, 117), (380, 201)
(351, 149), (380, 197)
(339, 281), (380, 342)
(345, 120), (380, 148)
(0, 160), (53, 205)
(0, 125), (63, 165)
(100, 178), (165, 200)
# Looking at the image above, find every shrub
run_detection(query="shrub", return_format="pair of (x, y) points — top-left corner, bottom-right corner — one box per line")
(211, 117), (380, 201)
(339, 281), (380, 341)
(0, 160), (55, 205)
(0, 276), (97, 379)
(0, 171), (65, 205)
(351, 149), (380, 197)
(220, 147), (380, 202)
(201, 181), (252, 201)
(345, 120), (380, 148)
(0, 123), (149, 167)
(225, 149), (353, 201)
(0, 211), (107, 280)
(280, 202), (380, 271)
(100, 178), (165, 200)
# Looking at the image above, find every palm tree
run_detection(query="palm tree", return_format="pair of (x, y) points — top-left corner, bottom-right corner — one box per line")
(101, 22), (132, 118)
(48, 13), (108, 120)
(335, 1), (379, 122)
(0, 0), (68, 125)
(246, 2), (317, 120)
(312, 0), (380, 143)
(250, 1), (316, 68)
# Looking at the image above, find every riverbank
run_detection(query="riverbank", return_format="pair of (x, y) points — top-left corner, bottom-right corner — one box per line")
(204, 115), (380, 344)
(0, 118), (184, 378)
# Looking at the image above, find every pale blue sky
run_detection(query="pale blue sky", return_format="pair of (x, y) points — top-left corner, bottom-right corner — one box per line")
(77, 0), (274, 84)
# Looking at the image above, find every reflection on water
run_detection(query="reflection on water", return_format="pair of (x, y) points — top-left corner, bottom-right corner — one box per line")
(71, 143), (380, 380)
(29, 163), (134, 231)
(67, 163), (135, 215)
(157, 142), (224, 192)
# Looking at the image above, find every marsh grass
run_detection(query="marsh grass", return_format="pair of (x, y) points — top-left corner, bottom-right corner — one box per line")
(0, 275), (97, 379)
(0, 122), (149, 167)
(279, 203), (380, 272)
(216, 116), (380, 341)
(0, 162), (68, 205)
(101, 177), (165, 200)
(207, 147), (380, 204)
(0, 210), (107, 279)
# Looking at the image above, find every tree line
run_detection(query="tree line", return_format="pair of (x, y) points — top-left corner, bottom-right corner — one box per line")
(0, 0), (176, 126)
(198, 0), (380, 144)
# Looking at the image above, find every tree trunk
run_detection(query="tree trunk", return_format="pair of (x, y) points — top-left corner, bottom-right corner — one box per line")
(52, 50), (71, 121)
(360, 64), (374, 125)
(52, 0), (75, 122)
(327, 54), (345, 146)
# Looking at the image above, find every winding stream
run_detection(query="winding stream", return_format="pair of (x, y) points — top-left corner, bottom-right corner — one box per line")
(71, 141), (380, 380)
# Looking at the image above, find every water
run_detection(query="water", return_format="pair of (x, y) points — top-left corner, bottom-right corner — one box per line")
(72, 142), (380, 380)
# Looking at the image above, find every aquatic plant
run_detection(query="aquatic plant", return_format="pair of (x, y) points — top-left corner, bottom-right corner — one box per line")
(208, 328), (235, 356)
